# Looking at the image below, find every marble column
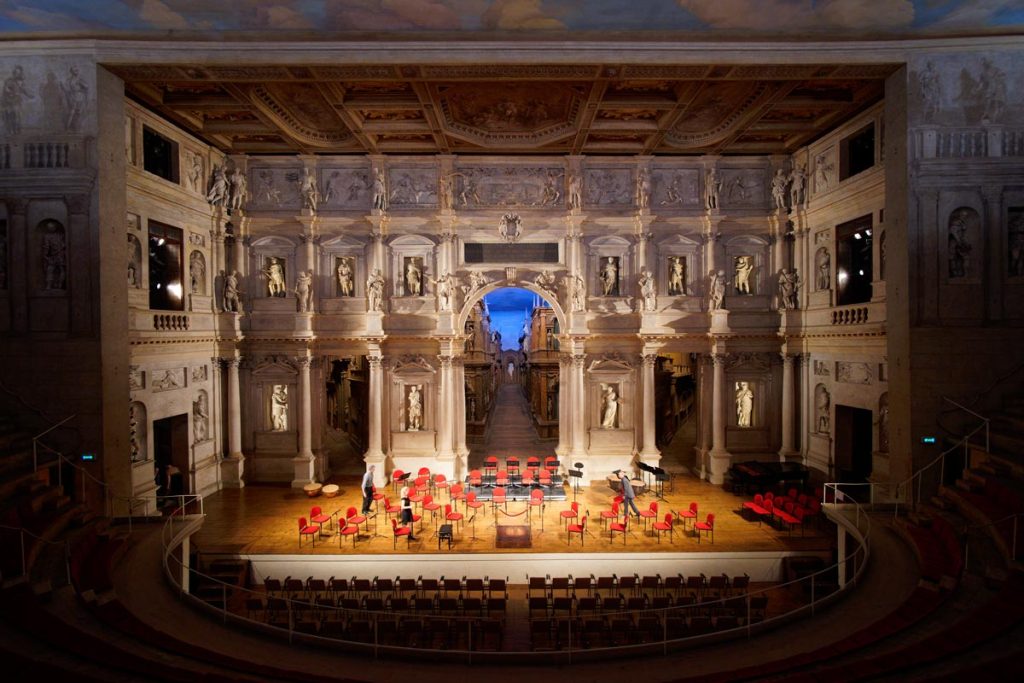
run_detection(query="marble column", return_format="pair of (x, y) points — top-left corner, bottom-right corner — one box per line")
(436, 354), (456, 467)
(708, 352), (731, 484)
(232, 216), (248, 275)
(555, 353), (569, 457)
(779, 353), (797, 461)
(793, 226), (807, 309)
(65, 194), (92, 334)
(292, 354), (315, 487)
(7, 199), (27, 333)
(570, 352), (587, 459)
(454, 357), (468, 478)
(799, 353), (811, 465)
(698, 354), (713, 480)
(211, 226), (226, 303)
(365, 348), (386, 487)
(220, 356), (245, 487)
(639, 353), (660, 462)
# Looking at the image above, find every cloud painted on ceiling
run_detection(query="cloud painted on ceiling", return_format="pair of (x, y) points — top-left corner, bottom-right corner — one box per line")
(0, 0), (1021, 35)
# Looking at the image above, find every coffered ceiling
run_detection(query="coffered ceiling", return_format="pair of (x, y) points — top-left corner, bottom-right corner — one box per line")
(113, 62), (894, 156)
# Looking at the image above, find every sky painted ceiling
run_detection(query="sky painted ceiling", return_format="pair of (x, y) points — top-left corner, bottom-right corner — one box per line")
(0, 1), (1021, 37)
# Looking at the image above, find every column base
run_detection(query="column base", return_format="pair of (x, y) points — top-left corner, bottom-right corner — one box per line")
(639, 449), (662, 467)
(291, 454), (316, 488)
(778, 448), (799, 462)
(220, 455), (246, 488)
(708, 448), (732, 485)
(363, 449), (386, 487)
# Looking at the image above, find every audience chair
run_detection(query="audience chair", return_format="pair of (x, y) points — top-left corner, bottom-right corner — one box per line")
(391, 518), (412, 548)
(298, 517), (318, 547)
(652, 512), (674, 543)
(383, 496), (401, 520)
(310, 505), (332, 534)
(695, 513), (715, 544)
(567, 515), (587, 546)
(483, 455), (499, 476)
(422, 494), (441, 527)
(468, 469), (483, 487)
(433, 473), (449, 498)
(560, 501), (579, 527)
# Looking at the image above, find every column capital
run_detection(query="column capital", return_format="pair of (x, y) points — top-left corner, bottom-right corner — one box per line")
(295, 355), (313, 369)
(711, 353), (728, 367)
(220, 356), (242, 370)
(572, 353), (586, 368)
(641, 353), (658, 367)
(367, 353), (383, 368)
(780, 352), (796, 364)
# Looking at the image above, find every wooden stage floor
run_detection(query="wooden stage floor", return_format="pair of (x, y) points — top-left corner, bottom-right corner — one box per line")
(192, 474), (833, 557)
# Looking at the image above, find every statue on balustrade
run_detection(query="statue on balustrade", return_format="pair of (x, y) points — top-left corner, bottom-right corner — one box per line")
(704, 168), (720, 210)
(636, 167), (651, 210)
(300, 168), (319, 212)
(567, 172), (583, 212)
(777, 268), (800, 310)
(638, 269), (656, 312)
(708, 270), (726, 311)
(294, 270), (313, 313)
(228, 168), (247, 211)
(207, 165), (228, 207)
(372, 167), (387, 211)
(366, 269), (385, 312)
(222, 270), (242, 313)
(771, 169), (788, 211)
(435, 272), (456, 311)
(788, 165), (806, 208)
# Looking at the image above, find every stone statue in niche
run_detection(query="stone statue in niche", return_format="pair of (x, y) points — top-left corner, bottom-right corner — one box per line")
(189, 251), (205, 295)
(948, 208), (975, 278)
(464, 320), (476, 351)
(407, 384), (423, 431)
(814, 152), (834, 192)
(789, 165), (806, 208)
(372, 167), (387, 211)
(636, 167), (651, 210)
(299, 168), (319, 212)
(638, 269), (656, 312)
(771, 169), (788, 211)
(186, 152), (203, 194)
(271, 385), (288, 431)
(600, 256), (619, 297)
(366, 268), (385, 312)
(532, 270), (555, 295)
(404, 257), (423, 296)
(294, 270), (313, 312)
(434, 272), (456, 311)
(668, 257), (686, 296)
(1, 65), (32, 136)
(878, 393), (889, 453)
(734, 256), (754, 295)
(263, 257), (286, 297)
(918, 62), (941, 123)
(222, 270), (242, 312)
(600, 383), (619, 429)
(127, 235), (141, 288)
(40, 220), (66, 290)
(228, 167), (247, 211)
(207, 165), (228, 207)
(708, 270), (726, 310)
(1009, 211), (1024, 278)
(192, 391), (209, 444)
(467, 393), (477, 421)
(816, 385), (831, 433)
(735, 381), (754, 428)
(567, 172), (583, 212)
(777, 268), (800, 310)
(335, 257), (354, 297)
(815, 248), (831, 290)
(565, 273), (586, 312)
(60, 66), (88, 132)
(704, 168), (720, 210)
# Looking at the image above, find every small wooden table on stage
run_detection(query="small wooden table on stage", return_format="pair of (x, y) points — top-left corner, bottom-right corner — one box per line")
(438, 524), (454, 550)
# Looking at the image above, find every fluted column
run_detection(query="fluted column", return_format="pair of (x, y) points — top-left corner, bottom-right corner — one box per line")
(454, 357), (468, 477)
(570, 352), (586, 458)
(798, 353), (811, 465)
(365, 348), (386, 487)
(779, 353), (796, 461)
(640, 353), (660, 461)
(437, 354), (456, 463)
(555, 353), (569, 457)
(708, 352), (731, 484)
(291, 354), (315, 487)
(698, 354), (713, 480)
(220, 356), (245, 488)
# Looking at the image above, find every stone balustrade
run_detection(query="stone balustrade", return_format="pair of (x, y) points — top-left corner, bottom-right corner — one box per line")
(831, 306), (869, 325)
(153, 314), (190, 331)
(914, 126), (1024, 160)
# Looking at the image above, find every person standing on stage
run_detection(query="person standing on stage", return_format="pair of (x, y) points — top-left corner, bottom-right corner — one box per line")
(617, 469), (640, 519)
(400, 485), (418, 541)
(360, 465), (375, 514)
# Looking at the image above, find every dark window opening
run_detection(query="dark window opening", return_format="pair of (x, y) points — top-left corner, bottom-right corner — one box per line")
(143, 126), (179, 183)
(836, 215), (873, 306)
(840, 123), (875, 181)
(148, 221), (184, 311)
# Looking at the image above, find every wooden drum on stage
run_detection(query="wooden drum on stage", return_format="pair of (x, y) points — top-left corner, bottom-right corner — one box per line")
(303, 482), (323, 498)
(322, 484), (340, 498)
(630, 478), (646, 495)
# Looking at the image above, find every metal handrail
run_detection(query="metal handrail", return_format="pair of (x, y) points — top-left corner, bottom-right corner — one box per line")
(0, 522), (72, 581)
(943, 397), (990, 452)
(155, 497), (873, 662)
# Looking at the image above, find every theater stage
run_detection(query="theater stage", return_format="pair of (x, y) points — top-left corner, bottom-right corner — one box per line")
(191, 474), (834, 583)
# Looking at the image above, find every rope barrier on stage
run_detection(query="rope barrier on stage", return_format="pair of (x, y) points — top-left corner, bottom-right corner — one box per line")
(496, 507), (529, 517)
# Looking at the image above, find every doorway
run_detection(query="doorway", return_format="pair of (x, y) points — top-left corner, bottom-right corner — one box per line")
(834, 405), (873, 485)
(153, 413), (190, 497)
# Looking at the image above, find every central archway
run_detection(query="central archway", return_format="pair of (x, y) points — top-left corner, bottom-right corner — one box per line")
(458, 281), (564, 471)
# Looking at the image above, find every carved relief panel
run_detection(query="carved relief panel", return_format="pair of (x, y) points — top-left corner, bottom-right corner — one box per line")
(388, 166), (438, 209)
(454, 165), (564, 208)
(720, 168), (767, 208)
(247, 166), (302, 210)
(319, 165), (372, 210)
(651, 168), (700, 208)
(583, 167), (634, 208)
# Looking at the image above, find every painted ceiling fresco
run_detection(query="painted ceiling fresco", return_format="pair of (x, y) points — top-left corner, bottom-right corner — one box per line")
(0, 0), (1021, 37)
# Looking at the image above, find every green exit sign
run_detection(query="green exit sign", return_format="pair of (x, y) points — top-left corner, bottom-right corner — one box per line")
(921, 436), (937, 444)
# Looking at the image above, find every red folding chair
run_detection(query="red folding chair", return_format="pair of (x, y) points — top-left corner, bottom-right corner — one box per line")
(695, 513), (715, 544)
(679, 501), (698, 531)
(310, 505), (332, 534)
(391, 518), (412, 548)
(560, 501), (579, 527)
(567, 515), (587, 546)
(444, 503), (464, 533)
(609, 516), (628, 544)
(652, 512), (674, 543)
(298, 517), (318, 547)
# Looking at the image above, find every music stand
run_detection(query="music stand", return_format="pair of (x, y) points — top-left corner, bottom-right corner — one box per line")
(393, 471), (412, 494)
(568, 468), (583, 502)
(366, 509), (386, 539)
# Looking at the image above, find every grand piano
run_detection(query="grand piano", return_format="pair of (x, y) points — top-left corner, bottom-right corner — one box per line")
(727, 460), (810, 495)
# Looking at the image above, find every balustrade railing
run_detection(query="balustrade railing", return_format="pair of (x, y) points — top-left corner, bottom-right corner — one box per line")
(830, 306), (869, 325)
(154, 314), (190, 331)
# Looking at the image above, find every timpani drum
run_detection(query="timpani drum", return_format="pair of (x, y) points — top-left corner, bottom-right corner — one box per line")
(322, 484), (340, 498)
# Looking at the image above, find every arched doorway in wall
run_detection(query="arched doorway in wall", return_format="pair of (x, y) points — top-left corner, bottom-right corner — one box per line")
(461, 286), (562, 469)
